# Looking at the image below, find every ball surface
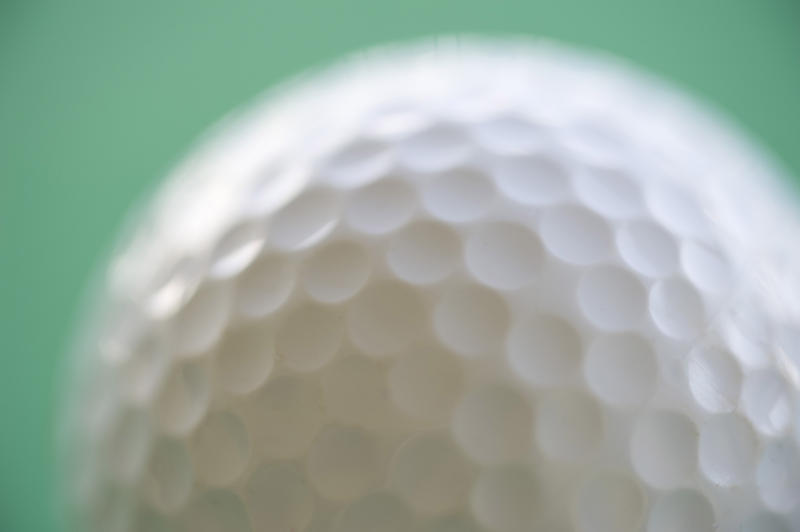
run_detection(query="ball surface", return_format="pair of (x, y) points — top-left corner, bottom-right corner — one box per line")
(64, 39), (800, 532)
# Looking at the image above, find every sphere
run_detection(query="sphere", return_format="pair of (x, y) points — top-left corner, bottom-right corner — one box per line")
(63, 38), (800, 532)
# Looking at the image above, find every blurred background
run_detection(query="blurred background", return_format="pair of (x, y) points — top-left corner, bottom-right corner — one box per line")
(1, 1), (799, 530)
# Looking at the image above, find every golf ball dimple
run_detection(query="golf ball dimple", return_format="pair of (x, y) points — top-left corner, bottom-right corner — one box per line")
(63, 39), (800, 532)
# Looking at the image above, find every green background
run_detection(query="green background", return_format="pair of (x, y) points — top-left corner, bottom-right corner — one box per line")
(1, 1), (799, 530)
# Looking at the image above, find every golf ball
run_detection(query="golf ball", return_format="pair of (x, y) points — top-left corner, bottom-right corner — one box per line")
(63, 38), (800, 532)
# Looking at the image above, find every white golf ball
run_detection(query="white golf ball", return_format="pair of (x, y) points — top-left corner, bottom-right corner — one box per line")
(63, 38), (800, 532)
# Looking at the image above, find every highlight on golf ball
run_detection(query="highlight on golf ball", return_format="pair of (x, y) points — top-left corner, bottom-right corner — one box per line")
(62, 38), (800, 532)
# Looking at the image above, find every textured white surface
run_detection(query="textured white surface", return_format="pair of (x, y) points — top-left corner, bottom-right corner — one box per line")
(64, 38), (800, 532)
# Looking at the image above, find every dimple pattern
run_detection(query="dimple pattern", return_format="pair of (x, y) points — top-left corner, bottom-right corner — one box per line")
(65, 39), (800, 532)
